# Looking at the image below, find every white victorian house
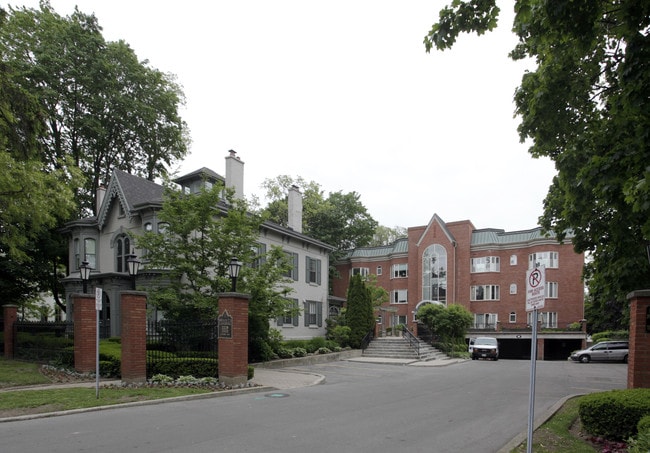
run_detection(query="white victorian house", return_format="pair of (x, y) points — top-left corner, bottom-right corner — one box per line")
(61, 151), (336, 340)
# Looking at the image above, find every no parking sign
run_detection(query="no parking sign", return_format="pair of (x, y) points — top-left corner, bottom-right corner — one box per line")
(526, 266), (545, 311)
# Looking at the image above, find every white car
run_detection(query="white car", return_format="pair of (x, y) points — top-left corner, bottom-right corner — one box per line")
(471, 336), (499, 361)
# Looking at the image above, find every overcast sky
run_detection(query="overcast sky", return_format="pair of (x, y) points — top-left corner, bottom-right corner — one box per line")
(12, 0), (557, 232)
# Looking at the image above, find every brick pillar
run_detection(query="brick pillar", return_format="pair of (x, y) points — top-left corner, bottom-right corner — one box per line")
(121, 291), (147, 384)
(73, 293), (97, 373)
(218, 292), (250, 386)
(627, 290), (650, 389)
(3, 305), (18, 359)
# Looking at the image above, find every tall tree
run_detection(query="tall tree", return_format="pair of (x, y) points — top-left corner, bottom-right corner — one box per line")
(0, 3), (188, 310)
(0, 2), (189, 216)
(136, 181), (295, 358)
(425, 1), (650, 330)
(368, 225), (407, 247)
(345, 274), (374, 348)
(0, 8), (80, 311)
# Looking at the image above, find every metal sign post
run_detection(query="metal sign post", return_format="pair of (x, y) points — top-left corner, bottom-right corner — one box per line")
(95, 287), (102, 399)
(525, 266), (545, 453)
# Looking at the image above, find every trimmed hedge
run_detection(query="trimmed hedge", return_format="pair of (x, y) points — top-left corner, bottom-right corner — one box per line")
(579, 389), (650, 440)
(147, 357), (218, 379)
(590, 330), (629, 343)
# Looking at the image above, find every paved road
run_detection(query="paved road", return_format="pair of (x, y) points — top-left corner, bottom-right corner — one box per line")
(0, 360), (627, 453)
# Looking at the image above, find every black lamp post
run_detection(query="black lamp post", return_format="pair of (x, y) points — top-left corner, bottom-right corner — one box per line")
(126, 251), (141, 290)
(79, 260), (91, 293)
(228, 257), (243, 292)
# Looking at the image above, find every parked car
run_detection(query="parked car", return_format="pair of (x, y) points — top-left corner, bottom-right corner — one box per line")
(471, 336), (499, 361)
(569, 341), (629, 363)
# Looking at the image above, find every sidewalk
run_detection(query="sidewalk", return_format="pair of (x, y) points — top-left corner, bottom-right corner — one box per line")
(346, 356), (468, 367)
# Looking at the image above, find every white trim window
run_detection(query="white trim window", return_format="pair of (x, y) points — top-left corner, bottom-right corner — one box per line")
(509, 283), (517, 295)
(529, 251), (559, 269)
(470, 256), (500, 273)
(529, 311), (558, 328)
(509, 312), (516, 323)
(474, 313), (498, 329)
(391, 263), (408, 278)
(352, 267), (370, 278)
(376, 266), (382, 276)
(303, 300), (323, 327)
(84, 238), (97, 269)
(470, 285), (500, 301)
(545, 282), (558, 299)
(391, 289), (408, 304)
(306, 257), (322, 285)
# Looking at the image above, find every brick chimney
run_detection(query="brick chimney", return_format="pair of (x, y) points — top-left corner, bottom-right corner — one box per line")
(287, 185), (302, 233)
(225, 150), (244, 199)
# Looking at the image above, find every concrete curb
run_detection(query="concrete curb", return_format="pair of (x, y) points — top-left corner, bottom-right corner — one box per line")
(0, 384), (274, 424)
(496, 394), (586, 453)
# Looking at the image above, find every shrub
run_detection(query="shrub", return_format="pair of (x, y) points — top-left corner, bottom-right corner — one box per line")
(591, 330), (628, 343)
(276, 348), (293, 359)
(328, 325), (351, 347)
(250, 337), (276, 362)
(628, 416), (650, 453)
(147, 358), (218, 379)
(309, 337), (327, 352)
(638, 414), (650, 433)
(579, 389), (650, 440)
(283, 339), (309, 350)
(317, 347), (332, 354)
(292, 347), (307, 357)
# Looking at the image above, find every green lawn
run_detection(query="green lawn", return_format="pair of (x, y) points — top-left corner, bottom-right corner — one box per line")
(0, 358), (220, 417)
(0, 386), (214, 415)
(510, 396), (597, 452)
(0, 359), (51, 388)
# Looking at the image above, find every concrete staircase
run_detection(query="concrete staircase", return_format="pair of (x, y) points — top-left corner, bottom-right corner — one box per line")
(362, 337), (448, 362)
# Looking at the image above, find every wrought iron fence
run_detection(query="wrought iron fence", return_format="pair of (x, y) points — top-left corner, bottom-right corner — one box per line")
(13, 320), (74, 365)
(146, 320), (219, 378)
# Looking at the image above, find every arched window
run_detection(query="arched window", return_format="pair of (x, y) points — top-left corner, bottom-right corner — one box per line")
(422, 244), (447, 304)
(116, 235), (131, 273)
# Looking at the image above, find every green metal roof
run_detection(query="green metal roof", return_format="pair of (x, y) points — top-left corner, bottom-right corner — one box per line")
(471, 228), (573, 246)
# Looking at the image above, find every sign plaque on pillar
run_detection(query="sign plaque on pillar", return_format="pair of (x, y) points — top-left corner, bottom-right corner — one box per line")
(218, 310), (233, 339)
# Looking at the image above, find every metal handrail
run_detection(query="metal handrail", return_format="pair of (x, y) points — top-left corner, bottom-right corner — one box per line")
(360, 329), (374, 350)
(401, 325), (420, 356)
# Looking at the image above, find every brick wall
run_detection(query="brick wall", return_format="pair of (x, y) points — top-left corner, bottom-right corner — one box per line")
(218, 293), (250, 386)
(628, 290), (650, 389)
(73, 294), (97, 373)
(121, 291), (147, 383)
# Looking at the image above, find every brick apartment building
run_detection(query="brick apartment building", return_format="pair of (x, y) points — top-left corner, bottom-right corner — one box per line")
(332, 214), (586, 360)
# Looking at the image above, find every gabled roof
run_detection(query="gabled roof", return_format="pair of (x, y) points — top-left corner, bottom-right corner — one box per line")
(97, 169), (163, 229)
(415, 213), (456, 247)
(94, 168), (334, 251)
